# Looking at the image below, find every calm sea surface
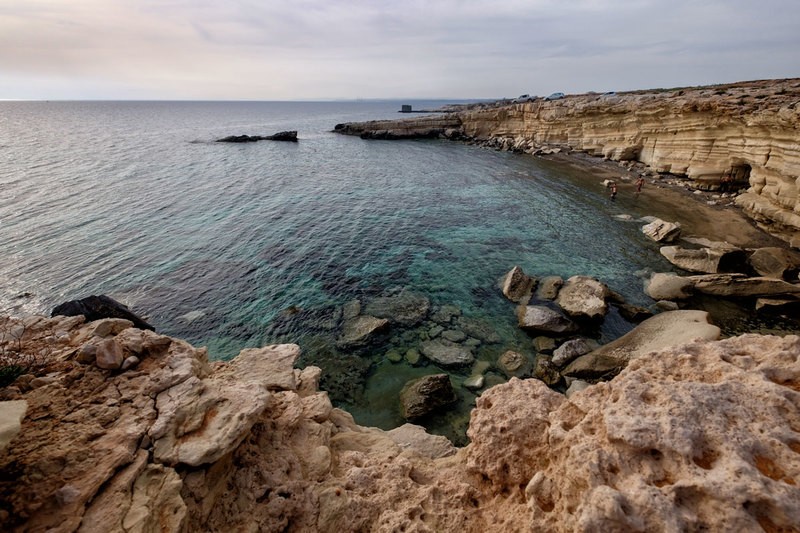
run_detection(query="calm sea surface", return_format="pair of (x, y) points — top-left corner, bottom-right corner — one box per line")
(1, 101), (680, 441)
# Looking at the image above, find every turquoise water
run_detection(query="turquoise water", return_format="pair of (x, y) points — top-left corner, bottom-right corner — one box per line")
(1, 101), (676, 441)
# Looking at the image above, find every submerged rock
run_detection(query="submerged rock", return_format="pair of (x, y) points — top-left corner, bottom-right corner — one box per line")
(420, 339), (475, 367)
(430, 304), (461, 324)
(399, 374), (457, 420)
(336, 316), (389, 349)
(363, 290), (430, 326)
(497, 350), (532, 378)
(456, 316), (501, 344)
(52, 295), (154, 331)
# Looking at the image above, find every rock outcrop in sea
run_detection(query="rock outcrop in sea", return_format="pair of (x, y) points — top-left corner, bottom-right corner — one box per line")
(335, 79), (800, 245)
(1, 313), (798, 531)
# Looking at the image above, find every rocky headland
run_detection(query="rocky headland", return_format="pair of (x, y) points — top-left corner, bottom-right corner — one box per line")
(1, 313), (799, 532)
(335, 79), (800, 246)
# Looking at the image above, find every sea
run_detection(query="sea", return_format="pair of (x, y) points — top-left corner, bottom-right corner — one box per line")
(0, 100), (728, 442)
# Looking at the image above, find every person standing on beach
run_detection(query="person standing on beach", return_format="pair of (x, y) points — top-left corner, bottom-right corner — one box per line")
(636, 177), (645, 194)
(610, 182), (618, 200)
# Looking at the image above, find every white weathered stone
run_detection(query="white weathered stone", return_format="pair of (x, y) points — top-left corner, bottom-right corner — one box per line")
(556, 276), (611, 320)
(563, 310), (720, 379)
(642, 219), (682, 243)
(645, 273), (694, 300)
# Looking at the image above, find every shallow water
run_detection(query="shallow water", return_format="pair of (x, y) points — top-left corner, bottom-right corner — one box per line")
(1, 101), (686, 441)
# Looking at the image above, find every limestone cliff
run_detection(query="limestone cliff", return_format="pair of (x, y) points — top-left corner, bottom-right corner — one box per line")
(337, 79), (800, 244)
(1, 314), (799, 531)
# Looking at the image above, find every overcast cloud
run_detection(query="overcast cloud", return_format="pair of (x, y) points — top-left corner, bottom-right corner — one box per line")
(1, 0), (798, 99)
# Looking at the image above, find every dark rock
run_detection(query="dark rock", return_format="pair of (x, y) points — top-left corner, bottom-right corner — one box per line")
(501, 266), (535, 303)
(533, 356), (562, 386)
(616, 303), (654, 323)
(552, 338), (593, 367)
(748, 247), (800, 280)
(216, 131), (298, 143)
(51, 295), (154, 331)
(536, 276), (563, 300)
(399, 374), (458, 420)
(363, 290), (430, 326)
(532, 336), (557, 354)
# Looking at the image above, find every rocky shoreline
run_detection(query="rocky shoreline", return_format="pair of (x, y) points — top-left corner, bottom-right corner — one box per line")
(2, 80), (800, 530)
(335, 78), (800, 246)
(1, 313), (798, 531)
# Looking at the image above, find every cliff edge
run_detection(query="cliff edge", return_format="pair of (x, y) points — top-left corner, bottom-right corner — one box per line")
(1, 314), (798, 531)
(336, 79), (800, 245)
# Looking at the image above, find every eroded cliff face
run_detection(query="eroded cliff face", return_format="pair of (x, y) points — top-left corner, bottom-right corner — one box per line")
(338, 79), (800, 244)
(2, 314), (799, 532)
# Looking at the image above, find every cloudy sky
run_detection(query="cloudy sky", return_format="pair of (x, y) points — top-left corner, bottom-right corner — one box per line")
(1, 0), (798, 100)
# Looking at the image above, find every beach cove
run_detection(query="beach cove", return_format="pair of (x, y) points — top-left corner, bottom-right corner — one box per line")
(2, 84), (800, 531)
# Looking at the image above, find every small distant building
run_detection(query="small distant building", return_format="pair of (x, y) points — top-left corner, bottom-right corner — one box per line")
(400, 104), (412, 113)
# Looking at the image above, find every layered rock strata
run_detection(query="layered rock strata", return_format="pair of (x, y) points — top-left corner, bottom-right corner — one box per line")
(336, 79), (800, 243)
(2, 314), (799, 532)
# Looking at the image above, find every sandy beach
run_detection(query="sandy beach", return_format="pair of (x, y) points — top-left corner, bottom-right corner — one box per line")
(547, 151), (786, 249)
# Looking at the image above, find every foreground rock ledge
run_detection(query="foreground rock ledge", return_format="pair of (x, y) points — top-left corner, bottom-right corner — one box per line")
(1, 314), (799, 531)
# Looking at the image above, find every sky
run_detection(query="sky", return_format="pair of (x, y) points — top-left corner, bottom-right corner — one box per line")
(1, 0), (799, 100)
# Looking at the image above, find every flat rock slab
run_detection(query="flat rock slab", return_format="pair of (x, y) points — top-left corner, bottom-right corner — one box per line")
(688, 274), (800, 298)
(151, 344), (300, 466)
(563, 310), (720, 379)
(363, 291), (430, 326)
(386, 423), (457, 458)
(642, 219), (681, 243)
(660, 245), (746, 274)
(420, 339), (475, 367)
